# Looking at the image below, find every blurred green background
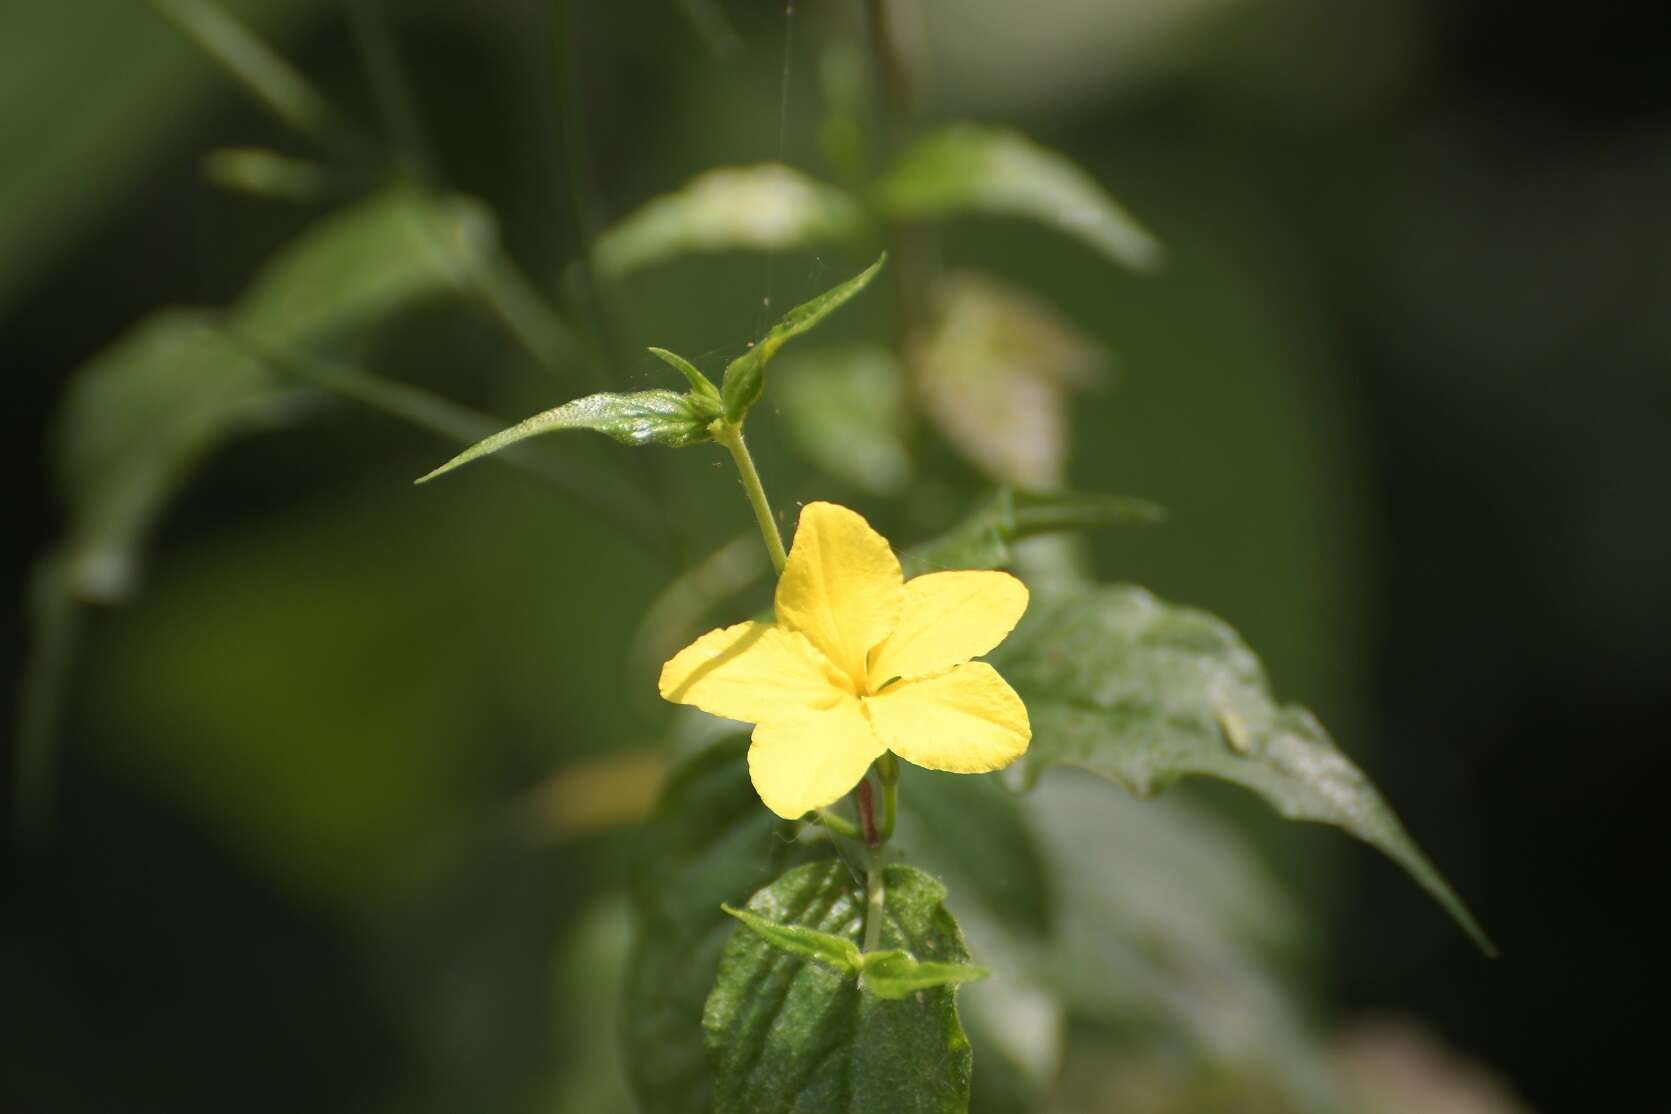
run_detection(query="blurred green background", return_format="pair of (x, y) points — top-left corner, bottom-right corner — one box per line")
(3, 0), (1665, 1110)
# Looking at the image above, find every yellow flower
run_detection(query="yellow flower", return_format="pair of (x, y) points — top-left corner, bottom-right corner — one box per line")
(659, 502), (1032, 819)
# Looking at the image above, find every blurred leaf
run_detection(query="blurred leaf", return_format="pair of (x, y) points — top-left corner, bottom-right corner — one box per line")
(778, 346), (911, 494)
(0, 0), (327, 311)
(79, 486), (509, 901)
(594, 164), (868, 277)
(623, 737), (832, 1114)
(993, 584), (1494, 955)
(27, 188), (508, 831)
(904, 487), (1164, 576)
(203, 146), (333, 202)
(1335, 1017), (1535, 1114)
(415, 389), (718, 483)
(910, 270), (1103, 487)
(672, 0), (742, 60)
(234, 187), (478, 349)
(150, 0), (355, 147)
(550, 896), (638, 1114)
(720, 253), (886, 422)
(1025, 770), (1338, 1111)
(52, 311), (283, 602)
(879, 767), (1064, 1113)
(860, 949), (989, 1000)
(874, 123), (1163, 270)
(703, 860), (974, 1114)
(722, 904), (864, 973)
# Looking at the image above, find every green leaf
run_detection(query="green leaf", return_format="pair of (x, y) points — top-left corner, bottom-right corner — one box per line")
(860, 950), (989, 1000)
(0, 0), (327, 313)
(233, 187), (479, 349)
(622, 738), (832, 1114)
(910, 271), (1104, 488)
(52, 311), (285, 602)
(703, 860), (975, 1114)
(722, 904), (863, 974)
(202, 147), (332, 202)
(720, 253), (886, 423)
(993, 584), (1494, 955)
(648, 346), (721, 402)
(777, 346), (911, 495)
(903, 487), (1164, 576)
(414, 389), (718, 482)
(1024, 771), (1341, 1111)
(891, 769), (1064, 1112)
(874, 123), (1163, 271)
(594, 164), (868, 277)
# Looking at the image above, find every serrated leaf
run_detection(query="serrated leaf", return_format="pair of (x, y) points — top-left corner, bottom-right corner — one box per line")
(720, 253), (885, 422)
(860, 950), (989, 1000)
(722, 904), (863, 974)
(415, 389), (718, 483)
(594, 164), (868, 277)
(622, 738), (833, 1114)
(910, 270), (1103, 488)
(903, 487), (1164, 576)
(993, 584), (1494, 954)
(874, 123), (1163, 271)
(777, 346), (911, 495)
(704, 860), (974, 1114)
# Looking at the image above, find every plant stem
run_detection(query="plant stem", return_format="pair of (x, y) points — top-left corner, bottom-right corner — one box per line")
(814, 808), (861, 840)
(863, 863), (885, 953)
(343, 0), (433, 181)
(715, 423), (788, 574)
(149, 0), (361, 156)
(875, 753), (898, 843)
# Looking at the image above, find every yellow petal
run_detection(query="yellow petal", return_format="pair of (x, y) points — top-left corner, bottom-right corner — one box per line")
(774, 502), (905, 682)
(659, 621), (845, 725)
(864, 662), (1031, 774)
(747, 698), (885, 818)
(867, 570), (1029, 686)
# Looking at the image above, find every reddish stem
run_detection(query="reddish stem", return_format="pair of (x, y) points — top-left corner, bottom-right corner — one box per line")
(855, 779), (879, 848)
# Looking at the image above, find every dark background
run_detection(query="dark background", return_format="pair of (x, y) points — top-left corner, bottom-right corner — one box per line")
(4, 0), (1666, 1110)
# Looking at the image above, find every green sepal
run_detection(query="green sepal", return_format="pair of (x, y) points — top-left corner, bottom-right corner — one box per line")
(647, 346), (720, 402)
(903, 487), (1164, 575)
(859, 950), (990, 1000)
(704, 860), (975, 1114)
(722, 903), (863, 974)
(415, 388), (722, 483)
(719, 253), (885, 423)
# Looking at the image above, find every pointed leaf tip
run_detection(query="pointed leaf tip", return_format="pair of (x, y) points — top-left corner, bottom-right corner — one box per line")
(414, 389), (718, 483)
(720, 253), (887, 422)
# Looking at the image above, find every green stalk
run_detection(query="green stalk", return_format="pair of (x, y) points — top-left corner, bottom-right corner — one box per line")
(863, 863), (885, 953)
(715, 424), (787, 574)
(149, 0), (359, 154)
(875, 753), (898, 844)
(814, 808), (861, 841)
